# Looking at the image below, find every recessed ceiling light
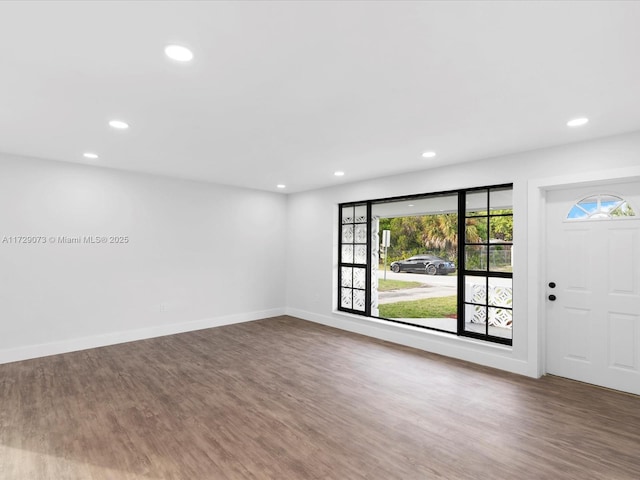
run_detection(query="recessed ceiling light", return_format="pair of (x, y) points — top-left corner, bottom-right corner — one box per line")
(408, 204), (415, 207)
(83, 152), (99, 159)
(165, 44), (194, 62)
(421, 151), (436, 158)
(109, 120), (129, 130)
(567, 117), (589, 127)
(334, 171), (345, 177)
(276, 184), (286, 189)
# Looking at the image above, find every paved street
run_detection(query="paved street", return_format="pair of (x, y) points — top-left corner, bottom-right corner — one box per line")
(377, 269), (456, 304)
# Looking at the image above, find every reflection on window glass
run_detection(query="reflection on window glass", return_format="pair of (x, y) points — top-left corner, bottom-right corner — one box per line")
(342, 206), (354, 224)
(490, 188), (513, 212)
(466, 191), (487, 216)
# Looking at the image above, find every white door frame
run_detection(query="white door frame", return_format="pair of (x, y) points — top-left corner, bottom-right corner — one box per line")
(528, 166), (640, 378)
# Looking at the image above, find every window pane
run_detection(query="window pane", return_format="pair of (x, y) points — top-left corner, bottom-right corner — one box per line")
(466, 217), (488, 243)
(341, 267), (353, 287)
(488, 307), (512, 340)
(611, 201), (635, 217)
(354, 224), (367, 243)
(354, 244), (367, 264)
(341, 245), (353, 263)
(577, 196), (599, 215)
(340, 288), (352, 309)
(489, 215), (513, 243)
(354, 205), (367, 223)
(341, 224), (354, 243)
(464, 275), (487, 304)
(353, 267), (366, 289)
(489, 245), (512, 272)
(567, 205), (588, 219)
(466, 191), (487, 216)
(490, 188), (513, 212)
(342, 206), (354, 224)
(464, 304), (487, 334)
(488, 278), (512, 308)
(353, 290), (366, 311)
(465, 245), (487, 271)
(370, 194), (459, 334)
(464, 275), (487, 334)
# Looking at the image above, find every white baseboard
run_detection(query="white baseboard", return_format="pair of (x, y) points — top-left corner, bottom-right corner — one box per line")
(0, 307), (285, 365)
(286, 307), (536, 378)
(2, 306), (538, 378)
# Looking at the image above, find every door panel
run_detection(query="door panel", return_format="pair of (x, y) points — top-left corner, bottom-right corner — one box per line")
(608, 313), (638, 371)
(565, 308), (591, 362)
(608, 229), (637, 294)
(546, 182), (640, 395)
(565, 229), (590, 290)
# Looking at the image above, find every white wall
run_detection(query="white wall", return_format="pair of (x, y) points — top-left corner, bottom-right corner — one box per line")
(0, 154), (287, 363)
(285, 130), (640, 377)
(3, 130), (640, 372)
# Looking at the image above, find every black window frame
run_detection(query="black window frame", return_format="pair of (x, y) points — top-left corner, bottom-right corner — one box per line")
(459, 186), (514, 345)
(338, 203), (371, 316)
(337, 183), (513, 346)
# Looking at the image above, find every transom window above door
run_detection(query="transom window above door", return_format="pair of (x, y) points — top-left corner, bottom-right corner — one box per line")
(567, 194), (635, 220)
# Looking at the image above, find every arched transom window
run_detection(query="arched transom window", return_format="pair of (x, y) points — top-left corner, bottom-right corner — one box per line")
(567, 194), (636, 220)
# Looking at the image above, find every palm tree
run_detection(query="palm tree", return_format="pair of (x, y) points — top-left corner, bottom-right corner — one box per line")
(385, 213), (487, 261)
(420, 214), (460, 258)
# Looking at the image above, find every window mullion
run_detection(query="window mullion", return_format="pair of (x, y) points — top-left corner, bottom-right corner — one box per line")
(457, 191), (465, 335)
(365, 202), (372, 317)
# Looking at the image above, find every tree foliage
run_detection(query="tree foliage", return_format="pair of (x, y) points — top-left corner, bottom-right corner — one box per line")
(379, 214), (458, 262)
(379, 211), (513, 263)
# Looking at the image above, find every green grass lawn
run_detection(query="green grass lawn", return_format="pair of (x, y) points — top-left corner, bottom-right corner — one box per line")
(379, 295), (457, 319)
(377, 278), (423, 292)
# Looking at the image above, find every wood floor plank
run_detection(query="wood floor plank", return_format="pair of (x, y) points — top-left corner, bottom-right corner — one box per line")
(1, 316), (639, 479)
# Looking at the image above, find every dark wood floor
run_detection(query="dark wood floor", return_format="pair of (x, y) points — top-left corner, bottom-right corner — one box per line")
(1, 316), (639, 479)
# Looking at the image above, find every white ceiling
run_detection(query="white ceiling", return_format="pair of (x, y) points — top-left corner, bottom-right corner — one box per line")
(1, 1), (639, 193)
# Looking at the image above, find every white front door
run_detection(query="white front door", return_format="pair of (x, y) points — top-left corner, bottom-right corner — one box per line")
(545, 182), (640, 395)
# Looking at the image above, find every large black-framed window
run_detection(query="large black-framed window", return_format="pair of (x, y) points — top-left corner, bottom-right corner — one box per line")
(337, 184), (513, 346)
